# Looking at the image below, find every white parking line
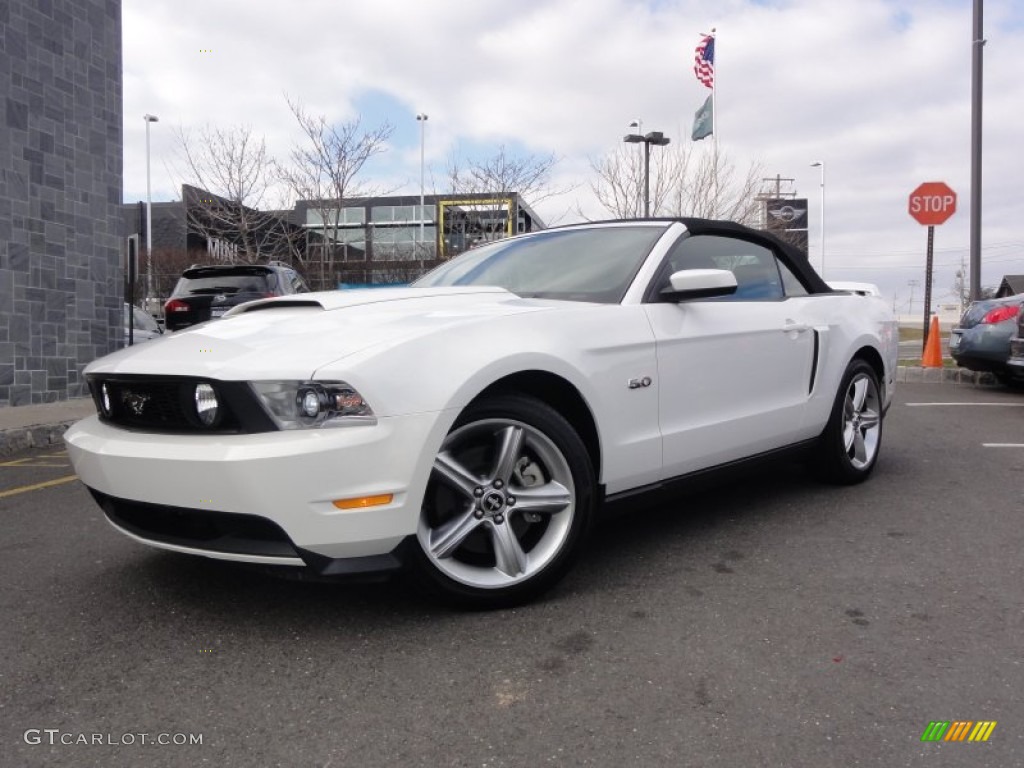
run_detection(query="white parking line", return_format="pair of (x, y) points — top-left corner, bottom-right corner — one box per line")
(982, 443), (1024, 448)
(905, 402), (1024, 407)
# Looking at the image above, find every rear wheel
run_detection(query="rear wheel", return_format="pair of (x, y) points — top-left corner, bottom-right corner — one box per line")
(812, 359), (883, 484)
(411, 394), (595, 608)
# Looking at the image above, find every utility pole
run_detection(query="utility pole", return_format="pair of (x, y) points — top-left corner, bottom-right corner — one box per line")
(907, 279), (919, 317)
(969, 0), (984, 300)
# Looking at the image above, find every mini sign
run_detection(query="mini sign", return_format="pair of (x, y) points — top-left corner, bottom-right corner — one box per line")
(909, 182), (957, 226)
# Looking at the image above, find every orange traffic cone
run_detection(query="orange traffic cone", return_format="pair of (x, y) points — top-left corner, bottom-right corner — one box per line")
(922, 315), (943, 368)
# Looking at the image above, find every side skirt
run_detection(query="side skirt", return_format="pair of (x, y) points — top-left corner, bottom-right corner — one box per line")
(601, 438), (818, 518)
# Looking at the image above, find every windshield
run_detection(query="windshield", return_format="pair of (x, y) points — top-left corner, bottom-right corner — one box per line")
(413, 225), (669, 303)
(173, 271), (274, 296)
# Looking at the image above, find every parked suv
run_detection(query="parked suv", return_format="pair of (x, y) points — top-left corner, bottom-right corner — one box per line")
(163, 263), (310, 331)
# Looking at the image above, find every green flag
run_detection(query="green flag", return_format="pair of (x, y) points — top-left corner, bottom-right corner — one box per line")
(691, 95), (713, 141)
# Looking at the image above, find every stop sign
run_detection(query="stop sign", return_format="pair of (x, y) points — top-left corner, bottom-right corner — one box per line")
(909, 181), (957, 226)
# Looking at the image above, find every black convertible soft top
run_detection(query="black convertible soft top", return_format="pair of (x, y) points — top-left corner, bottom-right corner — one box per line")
(677, 217), (832, 295)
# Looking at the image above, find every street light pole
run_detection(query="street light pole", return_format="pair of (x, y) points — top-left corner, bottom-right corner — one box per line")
(643, 142), (652, 218)
(416, 113), (428, 270)
(623, 130), (670, 218)
(811, 160), (825, 278)
(143, 114), (159, 308)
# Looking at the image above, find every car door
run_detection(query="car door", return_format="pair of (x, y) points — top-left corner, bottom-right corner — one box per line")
(642, 233), (817, 479)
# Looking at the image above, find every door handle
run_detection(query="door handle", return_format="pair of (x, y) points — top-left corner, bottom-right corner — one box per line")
(783, 321), (810, 333)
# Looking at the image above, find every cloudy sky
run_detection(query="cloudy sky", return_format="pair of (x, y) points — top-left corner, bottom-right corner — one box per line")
(122, 0), (1024, 310)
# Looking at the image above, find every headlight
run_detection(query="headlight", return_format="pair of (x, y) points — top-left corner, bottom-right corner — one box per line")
(250, 380), (376, 429)
(100, 382), (112, 417)
(194, 382), (219, 426)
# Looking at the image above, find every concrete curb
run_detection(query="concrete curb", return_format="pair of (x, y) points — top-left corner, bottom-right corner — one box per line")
(0, 421), (79, 458)
(894, 366), (1000, 387)
(0, 398), (95, 458)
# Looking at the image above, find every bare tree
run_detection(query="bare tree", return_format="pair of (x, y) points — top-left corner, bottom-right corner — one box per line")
(174, 124), (305, 266)
(588, 141), (762, 224)
(445, 145), (563, 204)
(438, 145), (568, 256)
(278, 96), (394, 289)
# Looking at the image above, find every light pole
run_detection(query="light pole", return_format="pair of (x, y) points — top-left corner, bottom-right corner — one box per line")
(416, 113), (428, 269)
(143, 114), (159, 307)
(623, 130), (670, 218)
(811, 160), (825, 277)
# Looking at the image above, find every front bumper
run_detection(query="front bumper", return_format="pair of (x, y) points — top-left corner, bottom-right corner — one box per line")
(65, 410), (449, 565)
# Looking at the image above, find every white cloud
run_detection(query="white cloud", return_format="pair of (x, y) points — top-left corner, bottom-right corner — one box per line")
(123, 0), (1024, 304)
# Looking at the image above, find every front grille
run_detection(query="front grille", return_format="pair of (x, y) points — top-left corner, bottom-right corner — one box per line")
(87, 375), (276, 434)
(89, 489), (300, 559)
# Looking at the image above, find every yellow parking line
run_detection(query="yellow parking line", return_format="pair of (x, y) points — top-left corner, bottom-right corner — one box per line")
(0, 461), (70, 468)
(0, 475), (79, 499)
(0, 458), (32, 467)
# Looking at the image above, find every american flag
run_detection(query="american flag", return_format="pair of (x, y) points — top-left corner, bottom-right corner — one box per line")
(694, 34), (715, 89)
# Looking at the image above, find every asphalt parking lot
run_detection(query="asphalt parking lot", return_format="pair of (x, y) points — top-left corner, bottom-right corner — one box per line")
(1, 382), (1022, 768)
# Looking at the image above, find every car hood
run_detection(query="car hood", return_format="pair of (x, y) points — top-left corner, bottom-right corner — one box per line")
(87, 287), (560, 379)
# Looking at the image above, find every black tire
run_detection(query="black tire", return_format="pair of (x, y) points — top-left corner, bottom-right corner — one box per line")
(409, 393), (596, 609)
(994, 371), (1024, 390)
(812, 359), (884, 485)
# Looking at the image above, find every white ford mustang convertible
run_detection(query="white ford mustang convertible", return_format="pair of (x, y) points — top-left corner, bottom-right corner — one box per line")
(66, 219), (898, 607)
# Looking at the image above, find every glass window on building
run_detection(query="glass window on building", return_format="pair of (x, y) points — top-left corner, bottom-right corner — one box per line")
(373, 225), (438, 261)
(306, 206), (366, 227)
(342, 206), (366, 224)
(372, 205), (431, 224)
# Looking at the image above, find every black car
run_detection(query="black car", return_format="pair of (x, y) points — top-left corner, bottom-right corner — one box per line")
(163, 263), (310, 331)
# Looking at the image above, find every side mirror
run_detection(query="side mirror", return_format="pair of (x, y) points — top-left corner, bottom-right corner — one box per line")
(660, 269), (738, 301)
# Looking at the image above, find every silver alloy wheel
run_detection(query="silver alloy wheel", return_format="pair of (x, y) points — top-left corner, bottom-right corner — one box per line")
(417, 418), (576, 589)
(842, 373), (881, 470)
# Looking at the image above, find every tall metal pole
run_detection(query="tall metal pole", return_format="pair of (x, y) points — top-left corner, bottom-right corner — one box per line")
(630, 120), (642, 215)
(624, 130), (668, 218)
(143, 114), (158, 307)
(811, 161), (825, 277)
(416, 113), (428, 268)
(969, 0), (984, 300)
(819, 162), (825, 278)
(643, 140), (651, 218)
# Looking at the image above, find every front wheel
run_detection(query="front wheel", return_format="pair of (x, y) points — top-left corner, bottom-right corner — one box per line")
(812, 359), (883, 484)
(410, 394), (596, 608)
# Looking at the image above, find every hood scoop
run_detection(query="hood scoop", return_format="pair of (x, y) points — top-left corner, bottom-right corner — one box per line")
(235, 299), (325, 314)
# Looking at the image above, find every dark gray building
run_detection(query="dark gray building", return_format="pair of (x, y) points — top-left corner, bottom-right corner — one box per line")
(995, 275), (1024, 298)
(298, 192), (544, 287)
(1, 0), (123, 406)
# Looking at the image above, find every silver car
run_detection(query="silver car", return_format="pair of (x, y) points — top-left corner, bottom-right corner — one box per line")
(950, 293), (1024, 386)
(124, 303), (163, 347)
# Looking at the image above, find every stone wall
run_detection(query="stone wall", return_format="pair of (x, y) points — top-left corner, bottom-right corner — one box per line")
(0, 0), (123, 406)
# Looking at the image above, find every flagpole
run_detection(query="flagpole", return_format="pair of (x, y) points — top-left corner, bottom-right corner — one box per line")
(711, 28), (719, 216)
(692, 29), (718, 214)
(711, 28), (717, 154)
